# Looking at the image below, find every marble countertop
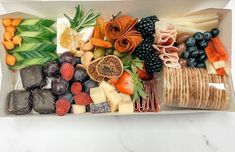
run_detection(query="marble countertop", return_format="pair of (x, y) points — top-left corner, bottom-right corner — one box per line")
(0, 1), (235, 152)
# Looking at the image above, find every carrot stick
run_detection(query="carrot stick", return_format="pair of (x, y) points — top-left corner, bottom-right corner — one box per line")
(89, 38), (113, 48)
(93, 25), (101, 39)
(205, 41), (220, 62)
(96, 17), (106, 38)
(212, 37), (227, 61)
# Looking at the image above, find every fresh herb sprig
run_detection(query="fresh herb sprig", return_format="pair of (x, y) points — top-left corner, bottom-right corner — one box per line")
(123, 55), (146, 102)
(64, 4), (100, 32)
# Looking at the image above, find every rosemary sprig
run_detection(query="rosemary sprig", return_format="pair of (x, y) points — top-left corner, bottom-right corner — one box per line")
(64, 4), (100, 32)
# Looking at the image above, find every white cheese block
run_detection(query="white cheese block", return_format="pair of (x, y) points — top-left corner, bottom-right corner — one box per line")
(72, 104), (86, 114)
(119, 93), (132, 102)
(56, 18), (94, 54)
(107, 91), (122, 112)
(99, 81), (115, 95)
(119, 101), (134, 114)
(90, 87), (106, 104)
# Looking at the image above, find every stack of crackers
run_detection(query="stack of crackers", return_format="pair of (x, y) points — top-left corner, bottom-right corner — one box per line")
(162, 67), (228, 110)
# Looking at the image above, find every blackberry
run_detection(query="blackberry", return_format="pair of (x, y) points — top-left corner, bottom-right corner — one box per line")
(135, 15), (158, 37)
(146, 15), (159, 23)
(135, 42), (154, 60)
(144, 52), (163, 73)
(143, 35), (155, 44)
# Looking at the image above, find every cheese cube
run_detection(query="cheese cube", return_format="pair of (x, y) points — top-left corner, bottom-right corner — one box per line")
(72, 104), (86, 114)
(107, 91), (122, 112)
(99, 81), (115, 95)
(119, 101), (134, 113)
(90, 87), (106, 104)
(213, 60), (226, 69)
(119, 93), (132, 102)
(206, 60), (217, 74)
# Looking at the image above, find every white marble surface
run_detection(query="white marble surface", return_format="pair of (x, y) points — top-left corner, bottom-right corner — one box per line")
(0, 1), (235, 152)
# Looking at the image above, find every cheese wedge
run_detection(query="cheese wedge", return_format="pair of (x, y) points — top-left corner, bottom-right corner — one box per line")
(90, 87), (106, 104)
(119, 101), (134, 113)
(107, 91), (122, 112)
(72, 104), (86, 114)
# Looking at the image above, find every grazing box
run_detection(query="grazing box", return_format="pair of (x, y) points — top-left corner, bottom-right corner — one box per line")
(0, 0), (234, 117)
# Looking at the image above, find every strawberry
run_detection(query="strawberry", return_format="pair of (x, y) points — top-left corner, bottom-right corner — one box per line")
(60, 63), (74, 81)
(56, 99), (71, 116)
(115, 71), (134, 95)
(137, 65), (153, 80)
(70, 82), (82, 95)
(73, 92), (93, 105)
(108, 77), (119, 85)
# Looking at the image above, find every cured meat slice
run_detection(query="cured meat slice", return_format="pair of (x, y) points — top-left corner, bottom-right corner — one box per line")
(105, 15), (138, 39)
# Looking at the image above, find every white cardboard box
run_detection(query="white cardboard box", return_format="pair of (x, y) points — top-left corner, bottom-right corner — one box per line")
(0, 0), (234, 116)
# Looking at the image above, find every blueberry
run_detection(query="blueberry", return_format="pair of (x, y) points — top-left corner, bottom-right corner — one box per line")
(190, 50), (200, 58)
(197, 62), (206, 68)
(182, 51), (190, 59)
(187, 58), (197, 67)
(204, 31), (212, 41)
(198, 49), (205, 55)
(186, 37), (196, 47)
(197, 40), (208, 49)
(211, 28), (220, 37)
(194, 32), (204, 42)
(197, 54), (207, 62)
(187, 46), (197, 53)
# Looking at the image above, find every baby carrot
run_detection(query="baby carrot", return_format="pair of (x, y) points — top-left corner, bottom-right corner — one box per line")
(11, 18), (22, 27)
(5, 26), (16, 35)
(2, 18), (12, 27)
(13, 35), (22, 46)
(90, 38), (113, 48)
(4, 32), (13, 41)
(2, 41), (15, 50)
(5, 54), (16, 66)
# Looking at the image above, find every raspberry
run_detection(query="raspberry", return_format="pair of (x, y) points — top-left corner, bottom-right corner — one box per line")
(56, 99), (71, 116)
(73, 92), (93, 105)
(70, 82), (82, 95)
(60, 63), (74, 81)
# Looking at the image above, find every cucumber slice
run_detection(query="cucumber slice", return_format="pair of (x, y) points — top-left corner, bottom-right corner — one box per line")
(18, 31), (56, 40)
(10, 42), (56, 53)
(20, 19), (55, 27)
(10, 56), (58, 70)
(17, 25), (56, 34)
(22, 37), (51, 43)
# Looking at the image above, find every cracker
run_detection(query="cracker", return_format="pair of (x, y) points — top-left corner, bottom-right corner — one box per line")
(197, 68), (203, 109)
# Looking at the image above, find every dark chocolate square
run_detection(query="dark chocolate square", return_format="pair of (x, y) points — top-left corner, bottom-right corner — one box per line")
(32, 89), (55, 114)
(8, 90), (32, 115)
(20, 65), (46, 90)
